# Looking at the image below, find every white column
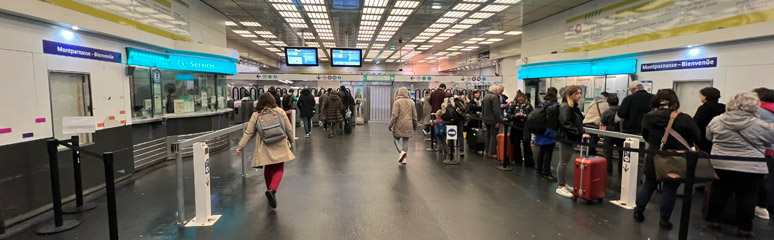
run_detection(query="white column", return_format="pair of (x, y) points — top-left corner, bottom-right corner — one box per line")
(611, 138), (640, 209)
(186, 142), (221, 227)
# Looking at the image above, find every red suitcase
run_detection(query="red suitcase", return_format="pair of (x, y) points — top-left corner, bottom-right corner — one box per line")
(572, 139), (607, 203)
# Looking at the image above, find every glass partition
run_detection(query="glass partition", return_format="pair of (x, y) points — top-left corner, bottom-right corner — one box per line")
(130, 67), (230, 118)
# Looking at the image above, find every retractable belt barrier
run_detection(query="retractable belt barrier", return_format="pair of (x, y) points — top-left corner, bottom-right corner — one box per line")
(467, 116), (770, 240)
(38, 137), (128, 240)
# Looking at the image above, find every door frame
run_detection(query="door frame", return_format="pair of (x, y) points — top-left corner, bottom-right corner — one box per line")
(47, 70), (95, 145)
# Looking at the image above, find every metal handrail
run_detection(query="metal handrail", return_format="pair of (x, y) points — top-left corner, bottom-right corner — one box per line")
(173, 123), (246, 226)
(583, 127), (646, 142)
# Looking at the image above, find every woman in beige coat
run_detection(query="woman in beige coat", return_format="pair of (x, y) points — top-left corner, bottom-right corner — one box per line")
(390, 87), (417, 164)
(237, 93), (295, 209)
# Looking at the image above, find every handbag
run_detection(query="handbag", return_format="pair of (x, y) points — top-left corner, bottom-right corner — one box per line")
(653, 111), (718, 183)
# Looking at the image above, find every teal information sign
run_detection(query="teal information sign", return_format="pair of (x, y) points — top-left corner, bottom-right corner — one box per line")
(127, 48), (237, 75)
(363, 74), (395, 82)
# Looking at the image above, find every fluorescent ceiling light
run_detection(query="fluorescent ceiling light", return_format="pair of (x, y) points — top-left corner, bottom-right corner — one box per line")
(470, 12), (495, 19)
(453, 3), (479, 11)
(307, 42), (321, 47)
(232, 30), (251, 34)
(363, 8), (385, 15)
(462, 40), (478, 44)
(394, 1), (420, 9)
(417, 47), (430, 50)
(357, 43), (369, 48)
(365, 58), (374, 62)
(383, 22), (402, 27)
(372, 44), (385, 48)
(504, 31), (523, 35)
(435, 52), (449, 55)
(360, 26), (377, 31)
(360, 21), (379, 26)
(390, 8), (413, 16)
(302, 32), (316, 39)
(225, 21), (238, 26)
(362, 15), (381, 21)
(478, 41), (493, 44)
(308, 13), (329, 19)
(465, 45), (479, 48)
(488, 38), (503, 42)
(445, 29), (463, 33)
(485, 30), (504, 34)
(385, 59), (395, 63)
(311, 19), (330, 24)
(429, 23), (450, 28)
(451, 24), (473, 29)
(252, 40), (270, 46)
(285, 18), (305, 23)
(268, 0), (292, 2)
(379, 31), (396, 36)
(469, 38), (486, 41)
(358, 37), (372, 41)
(318, 32), (334, 37)
(290, 23), (308, 28)
(460, 19), (483, 24)
(323, 42), (336, 47)
(360, 31), (375, 35)
(452, 46), (465, 49)
(270, 41), (287, 46)
(444, 11), (467, 18)
(300, 0), (324, 4)
(278, 11), (302, 18)
(364, 0), (387, 7)
(438, 33), (455, 37)
(481, 5), (509, 12)
(431, 36), (448, 40)
(417, 60), (426, 63)
(418, 32), (436, 37)
(304, 5), (327, 12)
(461, 48), (473, 51)
(420, 45), (433, 48)
(374, 38), (390, 42)
(268, 48), (282, 52)
(386, 16), (408, 22)
(411, 38), (426, 43)
(494, 0), (521, 4)
(404, 44), (417, 48)
(272, 4), (296, 11)
(276, 52), (284, 56)
(436, 18), (458, 23)
(317, 28), (333, 33)
(314, 24), (332, 29)
(381, 27), (399, 31)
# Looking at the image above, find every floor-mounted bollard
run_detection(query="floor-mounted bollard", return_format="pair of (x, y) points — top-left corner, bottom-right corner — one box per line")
(443, 124), (461, 165)
(37, 139), (80, 234)
(678, 151), (698, 240)
(63, 136), (98, 214)
(103, 152), (119, 240)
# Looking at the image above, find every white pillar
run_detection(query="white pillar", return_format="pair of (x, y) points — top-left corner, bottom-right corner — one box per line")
(611, 138), (640, 209)
(186, 142), (221, 227)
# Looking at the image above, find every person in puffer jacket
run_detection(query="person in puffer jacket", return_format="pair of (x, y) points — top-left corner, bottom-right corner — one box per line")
(706, 92), (774, 237)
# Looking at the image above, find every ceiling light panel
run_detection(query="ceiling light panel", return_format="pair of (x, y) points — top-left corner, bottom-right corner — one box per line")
(323, 42), (336, 47)
(358, 36), (372, 41)
(270, 41), (287, 46)
(418, 32), (436, 37)
(252, 40), (270, 46)
(285, 18), (305, 23)
(445, 29), (463, 33)
(311, 19), (330, 24)
(268, 0), (292, 2)
(394, 1), (420, 8)
(261, 34), (277, 38)
(363, 8), (385, 15)
(485, 30), (504, 34)
(460, 19), (483, 24)
(372, 43), (385, 48)
(302, 32), (316, 39)
(360, 30), (375, 35)
(367, 52), (379, 57)
(420, 45), (433, 48)
(278, 11), (302, 18)
(240, 21), (261, 27)
(453, 3), (479, 11)
(268, 48), (282, 52)
(232, 30), (251, 34)
(481, 5), (509, 12)
(469, 37), (486, 41)
(404, 44), (417, 48)
(451, 24), (473, 29)
(464, 0), (487, 2)
(478, 41), (493, 44)
(359, 26), (376, 31)
(360, 20), (379, 26)
(436, 18), (458, 23)
(239, 33), (257, 38)
(225, 21), (237, 26)
(316, 28), (333, 33)
(383, 22), (402, 27)
(495, 0), (522, 3)
(462, 40), (478, 44)
(386, 16), (408, 22)
(470, 12), (495, 19)
(304, 5), (327, 12)
(429, 23), (450, 28)
(443, 11), (467, 18)
(438, 33), (455, 37)
(364, 0), (387, 7)
(272, 4), (296, 11)
(488, 38), (503, 42)
(424, 28), (443, 33)
(390, 8), (413, 16)
(357, 43), (369, 48)
(314, 23), (332, 28)
(308, 13), (329, 19)
(411, 38), (427, 43)
(465, 46), (480, 49)
(362, 15), (381, 21)
(504, 31), (523, 35)
(460, 48), (473, 51)
(381, 27), (399, 32)
(300, 0), (324, 4)
(275, 52), (284, 56)
(307, 42), (320, 47)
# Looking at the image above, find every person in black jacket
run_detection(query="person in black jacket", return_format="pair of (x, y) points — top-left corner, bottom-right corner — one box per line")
(297, 88), (316, 138)
(618, 81), (654, 134)
(535, 88), (560, 180)
(601, 95), (624, 174)
(482, 85), (505, 158)
(633, 89), (701, 231)
(555, 85), (588, 198)
(339, 86), (356, 134)
(507, 91), (534, 166)
(692, 87), (725, 153)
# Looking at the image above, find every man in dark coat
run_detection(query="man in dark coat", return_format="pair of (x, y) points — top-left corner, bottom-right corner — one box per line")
(617, 81), (654, 134)
(430, 84), (447, 113)
(297, 88), (316, 137)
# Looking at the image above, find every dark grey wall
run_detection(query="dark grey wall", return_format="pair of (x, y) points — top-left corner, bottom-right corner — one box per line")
(0, 125), (133, 226)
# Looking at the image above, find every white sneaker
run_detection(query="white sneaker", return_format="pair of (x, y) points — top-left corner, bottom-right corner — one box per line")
(399, 151), (407, 163)
(565, 186), (574, 192)
(402, 157), (407, 165)
(556, 186), (573, 198)
(755, 206), (770, 220)
(305, 133), (310, 138)
(423, 130), (429, 136)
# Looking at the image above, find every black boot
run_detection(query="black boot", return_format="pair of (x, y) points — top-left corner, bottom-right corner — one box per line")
(265, 190), (277, 209)
(633, 210), (645, 222)
(659, 220), (673, 230)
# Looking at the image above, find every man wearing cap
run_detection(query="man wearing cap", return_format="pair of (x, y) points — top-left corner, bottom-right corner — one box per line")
(617, 81), (654, 134)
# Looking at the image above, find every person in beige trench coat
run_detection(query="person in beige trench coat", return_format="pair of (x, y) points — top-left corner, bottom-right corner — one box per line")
(389, 87), (417, 164)
(237, 93), (295, 209)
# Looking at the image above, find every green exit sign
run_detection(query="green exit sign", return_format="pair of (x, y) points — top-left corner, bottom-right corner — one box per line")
(390, 46), (395, 50)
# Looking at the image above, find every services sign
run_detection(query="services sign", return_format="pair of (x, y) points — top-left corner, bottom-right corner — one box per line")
(42, 40), (121, 63)
(640, 57), (717, 72)
(565, 0), (774, 52)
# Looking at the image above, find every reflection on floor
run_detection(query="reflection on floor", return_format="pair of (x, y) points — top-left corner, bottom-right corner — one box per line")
(8, 123), (773, 240)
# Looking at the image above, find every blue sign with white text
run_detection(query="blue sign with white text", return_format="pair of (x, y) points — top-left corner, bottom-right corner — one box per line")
(126, 48), (237, 75)
(641, 57), (717, 72)
(42, 40), (122, 63)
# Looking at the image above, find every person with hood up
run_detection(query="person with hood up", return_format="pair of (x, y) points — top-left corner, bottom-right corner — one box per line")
(634, 89), (701, 231)
(297, 88), (316, 138)
(705, 92), (774, 237)
(339, 86), (356, 133)
(323, 91), (344, 138)
(693, 87), (725, 153)
(318, 88), (331, 130)
(268, 86), (282, 106)
(389, 87), (418, 164)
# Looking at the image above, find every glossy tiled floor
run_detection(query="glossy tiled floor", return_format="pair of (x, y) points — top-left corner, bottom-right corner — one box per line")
(7, 123), (773, 239)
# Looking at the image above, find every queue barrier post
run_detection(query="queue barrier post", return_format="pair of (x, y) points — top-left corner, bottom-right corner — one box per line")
(63, 136), (98, 214)
(36, 139), (80, 235)
(102, 152), (119, 240)
(678, 151), (698, 240)
(496, 124), (514, 171)
(443, 124), (461, 165)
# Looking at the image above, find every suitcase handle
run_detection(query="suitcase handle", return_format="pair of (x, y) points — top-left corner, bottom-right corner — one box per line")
(580, 137), (590, 157)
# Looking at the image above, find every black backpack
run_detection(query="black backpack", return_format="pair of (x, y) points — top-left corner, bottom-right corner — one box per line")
(442, 101), (463, 124)
(526, 102), (558, 134)
(281, 94), (292, 109)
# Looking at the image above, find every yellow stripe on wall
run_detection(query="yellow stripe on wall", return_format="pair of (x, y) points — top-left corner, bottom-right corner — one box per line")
(153, 0), (172, 8)
(615, 0), (674, 20)
(566, 0), (643, 23)
(40, 0), (191, 42)
(565, 9), (774, 52)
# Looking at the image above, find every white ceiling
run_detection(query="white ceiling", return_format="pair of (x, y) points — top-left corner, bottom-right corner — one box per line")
(203, 0), (590, 64)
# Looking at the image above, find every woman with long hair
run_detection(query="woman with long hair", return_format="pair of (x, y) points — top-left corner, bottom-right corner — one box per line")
(554, 85), (588, 198)
(236, 93), (295, 209)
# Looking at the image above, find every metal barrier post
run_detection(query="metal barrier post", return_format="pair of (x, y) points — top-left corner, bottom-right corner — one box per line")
(1, 203), (5, 234)
(175, 146), (185, 225)
(102, 152), (119, 240)
(443, 124), (461, 165)
(63, 136), (97, 214)
(427, 115), (436, 151)
(611, 138), (640, 209)
(291, 109), (297, 140)
(241, 123), (247, 177)
(678, 151), (698, 240)
(497, 124), (513, 171)
(37, 139), (80, 234)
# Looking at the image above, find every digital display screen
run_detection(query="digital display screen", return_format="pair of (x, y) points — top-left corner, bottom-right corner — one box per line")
(285, 47), (318, 66)
(330, 48), (362, 67)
